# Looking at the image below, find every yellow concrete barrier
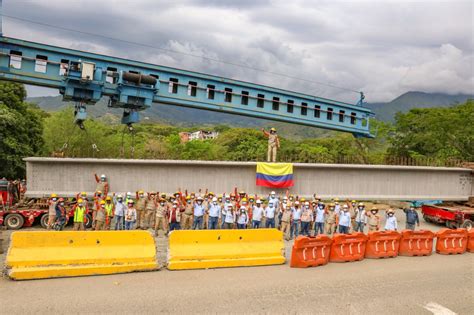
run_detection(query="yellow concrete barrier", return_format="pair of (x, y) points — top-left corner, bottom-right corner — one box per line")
(5, 231), (159, 280)
(167, 228), (285, 270)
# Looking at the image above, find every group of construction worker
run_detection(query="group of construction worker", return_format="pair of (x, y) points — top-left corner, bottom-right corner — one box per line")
(47, 173), (421, 238)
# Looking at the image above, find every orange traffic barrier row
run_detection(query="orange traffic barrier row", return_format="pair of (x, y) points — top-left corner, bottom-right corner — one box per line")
(290, 235), (332, 268)
(329, 233), (368, 263)
(468, 230), (474, 253)
(290, 229), (471, 269)
(436, 228), (468, 255)
(398, 230), (435, 257)
(365, 231), (401, 259)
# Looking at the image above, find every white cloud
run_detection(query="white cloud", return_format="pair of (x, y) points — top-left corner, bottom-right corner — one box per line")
(4, 0), (473, 103)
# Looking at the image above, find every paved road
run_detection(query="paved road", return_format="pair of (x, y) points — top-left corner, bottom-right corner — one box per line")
(1, 213), (473, 314)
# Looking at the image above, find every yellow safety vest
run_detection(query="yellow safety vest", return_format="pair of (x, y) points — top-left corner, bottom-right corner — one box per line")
(74, 206), (86, 223)
(105, 203), (114, 216)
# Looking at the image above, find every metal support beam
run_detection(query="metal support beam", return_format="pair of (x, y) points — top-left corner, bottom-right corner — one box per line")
(0, 36), (374, 136)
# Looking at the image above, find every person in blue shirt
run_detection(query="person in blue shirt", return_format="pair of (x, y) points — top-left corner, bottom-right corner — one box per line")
(338, 205), (351, 234)
(403, 206), (420, 230)
(54, 198), (67, 231)
(193, 196), (205, 230)
(208, 197), (221, 230)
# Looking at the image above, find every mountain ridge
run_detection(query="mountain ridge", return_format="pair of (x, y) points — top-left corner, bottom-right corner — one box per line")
(27, 91), (472, 137)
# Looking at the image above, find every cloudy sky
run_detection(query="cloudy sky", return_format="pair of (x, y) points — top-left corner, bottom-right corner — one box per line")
(3, 0), (473, 103)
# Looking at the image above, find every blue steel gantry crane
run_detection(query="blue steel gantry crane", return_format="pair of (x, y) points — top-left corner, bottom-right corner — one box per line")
(0, 36), (374, 137)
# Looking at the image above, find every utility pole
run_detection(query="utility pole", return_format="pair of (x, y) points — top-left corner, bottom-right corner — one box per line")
(0, 0), (3, 37)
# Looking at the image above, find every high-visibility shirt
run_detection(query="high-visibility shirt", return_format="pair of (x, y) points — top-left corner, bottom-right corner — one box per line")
(105, 203), (114, 216)
(74, 206), (86, 223)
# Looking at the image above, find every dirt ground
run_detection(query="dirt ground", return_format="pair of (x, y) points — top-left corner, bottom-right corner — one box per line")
(1, 209), (473, 314)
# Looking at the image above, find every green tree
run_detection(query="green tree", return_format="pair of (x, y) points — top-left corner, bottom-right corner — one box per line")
(0, 81), (44, 178)
(215, 128), (267, 161)
(388, 101), (474, 161)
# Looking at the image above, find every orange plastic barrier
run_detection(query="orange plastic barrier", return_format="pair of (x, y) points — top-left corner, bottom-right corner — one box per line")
(329, 233), (368, 263)
(365, 231), (401, 259)
(466, 230), (474, 253)
(436, 228), (468, 255)
(398, 230), (435, 256)
(290, 235), (332, 268)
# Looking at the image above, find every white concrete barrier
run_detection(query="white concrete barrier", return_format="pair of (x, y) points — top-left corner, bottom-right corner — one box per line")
(24, 157), (472, 200)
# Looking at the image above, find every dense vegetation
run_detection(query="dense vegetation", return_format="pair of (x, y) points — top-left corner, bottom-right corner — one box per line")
(1, 81), (472, 178)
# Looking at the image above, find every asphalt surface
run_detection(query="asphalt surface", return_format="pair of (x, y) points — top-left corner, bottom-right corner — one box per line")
(1, 210), (473, 314)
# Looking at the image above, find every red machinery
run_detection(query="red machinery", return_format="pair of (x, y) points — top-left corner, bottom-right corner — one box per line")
(0, 178), (13, 207)
(422, 204), (474, 230)
(0, 200), (93, 230)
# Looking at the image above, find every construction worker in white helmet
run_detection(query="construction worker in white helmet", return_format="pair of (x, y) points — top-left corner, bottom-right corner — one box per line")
(384, 209), (398, 231)
(314, 201), (326, 236)
(252, 199), (264, 228)
(222, 195), (232, 229)
(94, 173), (109, 196)
(264, 200), (277, 228)
(354, 203), (367, 233)
(300, 201), (313, 236)
(125, 200), (137, 230)
(223, 204), (236, 229)
(113, 194), (126, 230)
(338, 204), (351, 234)
(237, 206), (249, 229)
(193, 196), (205, 230)
(290, 201), (302, 239)
(268, 191), (279, 210)
(208, 197), (221, 230)
(261, 127), (280, 162)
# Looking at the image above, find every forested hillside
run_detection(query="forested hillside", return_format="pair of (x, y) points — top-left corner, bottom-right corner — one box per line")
(2, 81), (473, 178)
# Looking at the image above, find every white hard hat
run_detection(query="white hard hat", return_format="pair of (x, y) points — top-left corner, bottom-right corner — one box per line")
(117, 194), (123, 198)
(283, 196), (288, 200)
(305, 201), (310, 206)
(212, 197), (217, 202)
(240, 206), (246, 210)
(100, 174), (106, 178)
(127, 192), (132, 196)
(295, 201), (300, 205)
(256, 199), (262, 203)
(271, 191), (276, 195)
(343, 204), (348, 208)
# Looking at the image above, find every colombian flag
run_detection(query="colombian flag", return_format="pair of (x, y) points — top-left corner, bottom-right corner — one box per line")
(256, 163), (294, 188)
